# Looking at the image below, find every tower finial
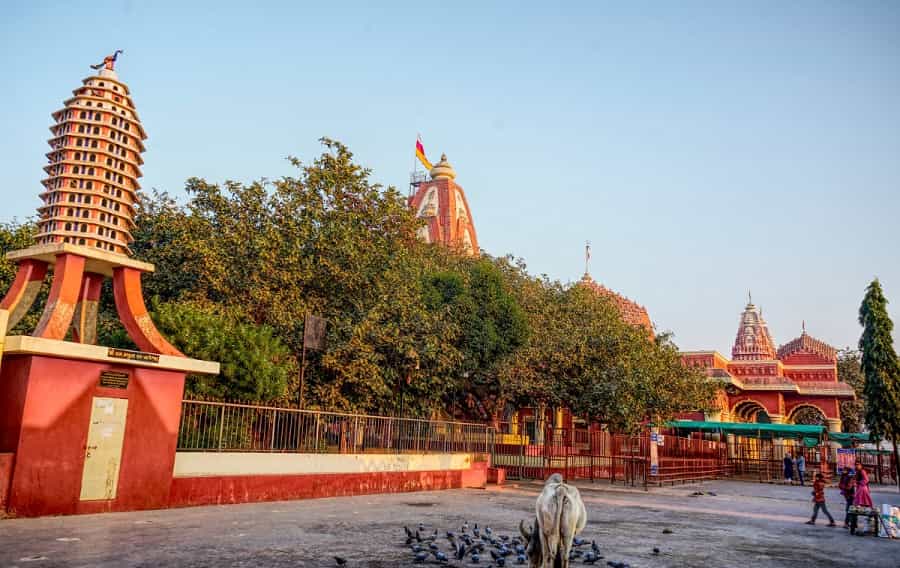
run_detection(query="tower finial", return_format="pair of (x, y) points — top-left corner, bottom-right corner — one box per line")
(802, 320), (806, 334)
(748, 290), (752, 305)
(584, 240), (592, 277)
(90, 50), (123, 71)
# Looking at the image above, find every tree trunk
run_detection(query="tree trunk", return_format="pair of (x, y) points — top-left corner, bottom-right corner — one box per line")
(893, 438), (900, 493)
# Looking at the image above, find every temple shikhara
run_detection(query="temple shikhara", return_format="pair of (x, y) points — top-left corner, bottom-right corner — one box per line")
(682, 297), (855, 432)
(408, 153), (479, 256)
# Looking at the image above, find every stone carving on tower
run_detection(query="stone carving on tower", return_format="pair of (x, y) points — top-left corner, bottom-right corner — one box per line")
(731, 294), (777, 360)
(0, 54), (180, 355)
(408, 154), (479, 256)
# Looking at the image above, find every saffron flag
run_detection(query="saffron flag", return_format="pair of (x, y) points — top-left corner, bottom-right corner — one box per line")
(415, 136), (433, 170)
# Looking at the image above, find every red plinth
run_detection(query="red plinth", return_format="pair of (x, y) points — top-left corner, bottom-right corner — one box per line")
(0, 353), (185, 517)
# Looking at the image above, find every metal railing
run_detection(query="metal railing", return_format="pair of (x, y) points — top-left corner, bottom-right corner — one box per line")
(177, 399), (494, 455)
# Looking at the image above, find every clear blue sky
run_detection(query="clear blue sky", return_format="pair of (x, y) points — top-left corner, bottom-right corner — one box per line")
(2, 1), (898, 355)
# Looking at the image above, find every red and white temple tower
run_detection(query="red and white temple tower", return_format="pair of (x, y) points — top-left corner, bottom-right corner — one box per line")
(682, 297), (854, 432)
(0, 54), (218, 517)
(408, 154), (479, 256)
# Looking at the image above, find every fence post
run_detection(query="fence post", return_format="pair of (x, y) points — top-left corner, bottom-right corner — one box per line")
(217, 404), (226, 452)
(270, 409), (277, 450)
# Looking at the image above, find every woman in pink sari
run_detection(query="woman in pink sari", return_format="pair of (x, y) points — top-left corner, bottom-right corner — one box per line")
(852, 462), (874, 508)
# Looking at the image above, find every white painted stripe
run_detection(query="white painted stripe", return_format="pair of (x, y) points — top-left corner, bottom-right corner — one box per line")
(173, 452), (475, 477)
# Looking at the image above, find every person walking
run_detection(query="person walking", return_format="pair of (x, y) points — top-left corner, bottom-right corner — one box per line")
(838, 466), (856, 528)
(797, 453), (806, 486)
(783, 452), (794, 485)
(853, 462), (874, 508)
(805, 472), (836, 526)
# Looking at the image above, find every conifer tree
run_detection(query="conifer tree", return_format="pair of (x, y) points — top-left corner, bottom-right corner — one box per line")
(858, 279), (900, 490)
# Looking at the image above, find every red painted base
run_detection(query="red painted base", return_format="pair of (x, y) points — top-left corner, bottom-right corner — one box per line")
(0, 453), (13, 512)
(0, 353), (185, 518)
(169, 462), (488, 508)
(487, 467), (506, 485)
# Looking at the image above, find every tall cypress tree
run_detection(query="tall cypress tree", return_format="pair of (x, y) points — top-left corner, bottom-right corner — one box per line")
(858, 279), (900, 490)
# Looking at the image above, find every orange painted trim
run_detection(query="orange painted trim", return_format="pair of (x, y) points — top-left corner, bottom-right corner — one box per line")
(33, 254), (85, 340)
(112, 266), (182, 356)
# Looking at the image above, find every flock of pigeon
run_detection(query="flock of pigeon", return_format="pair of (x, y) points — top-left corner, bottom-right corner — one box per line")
(390, 521), (627, 567)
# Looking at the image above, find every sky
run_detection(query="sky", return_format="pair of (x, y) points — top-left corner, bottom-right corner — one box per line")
(1, 1), (898, 355)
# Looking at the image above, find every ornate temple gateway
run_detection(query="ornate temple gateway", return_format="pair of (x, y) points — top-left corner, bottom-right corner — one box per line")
(681, 297), (855, 432)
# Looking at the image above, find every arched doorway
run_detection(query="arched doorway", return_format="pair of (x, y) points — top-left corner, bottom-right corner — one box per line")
(787, 404), (827, 426)
(732, 400), (771, 423)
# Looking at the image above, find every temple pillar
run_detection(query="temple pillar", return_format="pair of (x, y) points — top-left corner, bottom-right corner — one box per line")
(33, 254), (85, 340)
(768, 413), (785, 424)
(825, 418), (842, 433)
(0, 259), (48, 330)
(113, 267), (182, 356)
(554, 407), (564, 429)
(510, 411), (520, 435)
(71, 272), (103, 344)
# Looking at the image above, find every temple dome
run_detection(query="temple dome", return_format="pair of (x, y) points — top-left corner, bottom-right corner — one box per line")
(35, 56), (146, 256)
(429, 153), (456, 180)
(579, 273), (653, 334)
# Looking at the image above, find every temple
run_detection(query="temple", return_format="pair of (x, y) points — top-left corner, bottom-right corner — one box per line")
(681, 297), (854, 432)
(578, 273), (653, 334)
(0, 54), (218, 517)
(408, 154), (479, 256)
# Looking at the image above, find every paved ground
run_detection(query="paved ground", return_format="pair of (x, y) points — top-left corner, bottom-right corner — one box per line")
(0, 480), (898, 567)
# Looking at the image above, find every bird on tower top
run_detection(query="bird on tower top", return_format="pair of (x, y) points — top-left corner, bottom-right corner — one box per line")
(90, 50), (123, 71)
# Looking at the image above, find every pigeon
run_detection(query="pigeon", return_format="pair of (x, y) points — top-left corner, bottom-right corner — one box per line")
(662, 528), (673, 534)
(485, 527), (493, 536)
(334, 557), (347, 567)
(462, 521), (470, 532)
(573, 537), (587, 547)
(583, 552), (599, 564)
(404, 526), (414, 539)
(411, 544), (423, 553)
(652, 548), (660, 555)
(707, 491), (717, 496)
(490, 550), (501, 562)
(471, 553), (480, 563)
(592, 540), (601, 555)
(428, 542), (439, 551)
(570, 549), (583, 558)
(447, 531), (457, 540)
(515, 544), (525, 554)
(432, 550), (448, 563)
(497, 558), (506, 567)
(499, 534), (510, 542)
(455, 542), (468, 560)
(418, 523), (426, 532)
(515, 553), (527, 565)
(413, 551), (428, 563)
(415, 530), (423, 543)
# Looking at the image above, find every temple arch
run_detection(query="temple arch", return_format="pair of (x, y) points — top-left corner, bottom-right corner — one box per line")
(786, 403), (827, 426)
(732, 400), (771, 423)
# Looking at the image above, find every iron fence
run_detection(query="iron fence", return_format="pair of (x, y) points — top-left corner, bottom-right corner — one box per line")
(178, 399), (494, 455)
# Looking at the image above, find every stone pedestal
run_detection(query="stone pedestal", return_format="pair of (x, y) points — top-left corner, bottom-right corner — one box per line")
(0, 336), (216, 517)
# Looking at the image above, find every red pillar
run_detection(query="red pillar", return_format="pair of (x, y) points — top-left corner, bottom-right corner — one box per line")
(112, 267), (182, 356)
(0, 259), (48, 329)
(33, 254), (85, 340)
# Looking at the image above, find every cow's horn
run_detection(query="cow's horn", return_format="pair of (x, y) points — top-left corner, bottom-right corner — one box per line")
(519, 519), (531, 541)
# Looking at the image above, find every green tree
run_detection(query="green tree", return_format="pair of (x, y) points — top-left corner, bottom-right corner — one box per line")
(424, 257), (529, 421)
(837, 349), (866, 433)
(858, 279), (900, 490)
(152, 300), (296, 402)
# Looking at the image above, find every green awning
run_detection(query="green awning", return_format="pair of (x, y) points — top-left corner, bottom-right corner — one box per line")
(828, 432), (871, 447)
(668, 420), (826, 439)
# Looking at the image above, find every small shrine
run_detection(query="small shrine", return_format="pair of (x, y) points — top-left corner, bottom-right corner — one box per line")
(0, 54), (218, 517)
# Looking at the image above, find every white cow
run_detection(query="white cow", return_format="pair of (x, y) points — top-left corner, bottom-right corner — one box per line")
(519, 473), (587, 568)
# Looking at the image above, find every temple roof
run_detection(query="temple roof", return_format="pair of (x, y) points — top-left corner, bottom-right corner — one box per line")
(579, 274), (653, 333)
(777, 328), (837, 362)
(731, 300), (777, 360)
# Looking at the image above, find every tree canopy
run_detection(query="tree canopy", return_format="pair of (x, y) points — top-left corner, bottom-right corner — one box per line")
(0, 138), (713, 429)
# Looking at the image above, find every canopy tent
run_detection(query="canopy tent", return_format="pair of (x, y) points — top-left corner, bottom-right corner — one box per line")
(668, 420), (827, 439)
(828, 432), (872, 447)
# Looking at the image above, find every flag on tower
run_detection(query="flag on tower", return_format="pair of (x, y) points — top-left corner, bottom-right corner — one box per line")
(415, 135), (433, 170)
